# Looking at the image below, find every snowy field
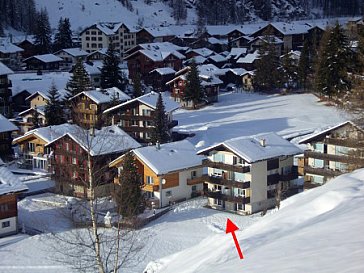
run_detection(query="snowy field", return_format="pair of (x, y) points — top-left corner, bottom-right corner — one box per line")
(174, 92), (348, 149)
(145, 169), (364, 273)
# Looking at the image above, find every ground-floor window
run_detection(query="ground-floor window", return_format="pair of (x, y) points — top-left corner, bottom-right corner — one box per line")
(145, 191), (154, 199)
(191, 185), (197, 192)
(236, 203), (245, 211)
(2, 221), (10, 228)
(214, 198), (222, 206)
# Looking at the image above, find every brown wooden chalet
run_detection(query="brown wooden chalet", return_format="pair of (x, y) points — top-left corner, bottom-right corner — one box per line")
(148, 67), (176, 92)
(104, 92), (180, 143)
(0, 114), (18, 159)
(23, 54), (63, 71)
(47, 125), (141, 198)
(124, 42), (186, 83)
(69, 88), (130, 129)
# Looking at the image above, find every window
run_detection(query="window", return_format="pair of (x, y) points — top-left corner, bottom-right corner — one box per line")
(236, 188), (245, 197)
(66, 143), (69, 151)
(0, 204), (9, 212)
(214, 198), (222, 206)
(98, 37), (102, 41)
(91, 37), (96, 41)
(28, 142), (35, 152)
(165, 190), (172, 197)
(86, 37), (90, 41)
(72, 157), (77, 164)
(237, 203), (244, 211)
(142, 109), (151, 116)
(146, 176), (154, 184)
(98, 44), (103, 48)
(2, 221), (10, 228)
(192, 185), (197, 192)
(191, 170), (197, 179)
(72, 171), (77, 178)
(91, 31), (96, 35)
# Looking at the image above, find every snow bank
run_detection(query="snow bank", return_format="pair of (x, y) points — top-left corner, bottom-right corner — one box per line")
(145, 169), (364, 273)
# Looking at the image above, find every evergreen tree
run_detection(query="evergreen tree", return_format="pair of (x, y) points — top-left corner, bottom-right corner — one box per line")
(281, 54), (298, 90)
(113, 151), (144, 218)
(253, 39), (281, 92)
(66, 59), (92, 97)
(100, 43), (122, 89)
(315, 23), (351, 97)
(151, 93), (170, 144)
(53, 18), (73, 52)
(184, 60), (203, 108)
(298, 40), (311, 90)
(108, 92), (121, 108)
(44, 83), (66, 126)
(31, 107), (41, 129)
(132, 74), (143, 98)
(33, 8), (52, 54)
(171, 0), (187, 24)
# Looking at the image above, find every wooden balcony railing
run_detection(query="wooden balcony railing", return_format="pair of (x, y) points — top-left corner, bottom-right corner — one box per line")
(304, 151), (364, 164)
(187, 174), (250, 189)
(280, 166), (299, 181)
(120, 114), (154, 121)
(304, 166), (343, 177)
(143, 184), (159, 192)
(73, 108), (98, 115)
(205, 190), (250, 204)
(122, 126), (153, 133)
(202, 159), (250, 173)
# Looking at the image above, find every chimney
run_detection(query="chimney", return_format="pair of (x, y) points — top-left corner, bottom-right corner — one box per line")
(156, 141), (160, 150)
(259, 138), (266, 147)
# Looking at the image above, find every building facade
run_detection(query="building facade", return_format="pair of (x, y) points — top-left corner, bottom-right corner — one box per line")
(197, 133), (302, 215)
(0, 62), (13, 117)
(0, 114), (18, 158)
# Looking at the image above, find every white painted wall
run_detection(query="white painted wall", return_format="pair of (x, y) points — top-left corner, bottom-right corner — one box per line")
(0, 217), (17, 237)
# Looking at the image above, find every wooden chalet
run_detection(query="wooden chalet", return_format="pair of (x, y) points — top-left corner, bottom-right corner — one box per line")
(0, 114), (18, 158)
(0, 62), (13, 116)
(148, 67), (176, 92)
(23, 54), (63, 71)
(55, 48), (89, 70)
(16, 106), (46, 134)
(11, 90), (31, 113)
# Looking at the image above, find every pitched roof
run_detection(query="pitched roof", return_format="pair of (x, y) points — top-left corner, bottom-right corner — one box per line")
(186, 48), (215, 58)
(0, 166), (28, 195)
(70, 88), (130, 105)
(197, 64), (226, 77)
(132, 140), (204, 175)
(208, 53), (227, 63)
(184, 56), (207, 65)
(82, 22), (138, 36)
(26, 89), (69, 102)
(249, 35), (284, 45)
(298, 121), (364, 144)
(104, 91), (180, 114)
(47, 125), (141, 156)
(150, 67), (176, 75)
(227, 48), (248, 60)
(198, 132), (302, 163)
(0, 114), (18, 133)
(56, 48), (88, 57)
(18, 106), (46, 117)
(25, 54), (63, 63)
(12, 123), (80, 145)
(125, 42), (186, 61)
(0, 39), (24, 54)
(0, 61), (14, 76)
(270, 22), (312, 35)
(237, 50), (260, 64)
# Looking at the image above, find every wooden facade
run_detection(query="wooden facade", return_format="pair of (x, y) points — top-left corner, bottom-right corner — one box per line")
(0, 73), (12, 116)
(24, 57), (61, 71)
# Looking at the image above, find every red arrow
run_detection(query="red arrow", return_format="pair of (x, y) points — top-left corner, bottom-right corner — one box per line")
(226, 218), (244, 259)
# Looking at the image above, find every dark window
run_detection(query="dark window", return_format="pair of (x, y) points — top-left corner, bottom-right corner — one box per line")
(2, 221), (10, 228)
(267, 158), (279, 170)
(267, 173), (279, 186)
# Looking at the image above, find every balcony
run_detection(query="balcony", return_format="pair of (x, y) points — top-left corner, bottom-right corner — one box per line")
(205, 190), (250, 204)
(143, 184), (159, 192)
(304, 166), (343, 178)
(280, 166), (299, 181)
(73, 108), (97, 115)
(267, 173), (280, 185)
(168, 120), (178, 129)
(323, 137), (364, 148)
(121, 114), (154, 121)
(304, 151), (364, 165)
(202, 159), (250, 173)
(193, 174), (251, 189)
(122, 126), (152, 133)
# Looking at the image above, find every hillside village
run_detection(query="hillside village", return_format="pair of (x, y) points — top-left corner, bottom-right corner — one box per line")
(1, 3), (364, 272)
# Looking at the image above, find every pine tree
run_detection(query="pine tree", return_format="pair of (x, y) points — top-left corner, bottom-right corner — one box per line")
(281, 54), (298, 91)
(132, 74), (143, 98)
(108, 92), (121, 108)
(184, 60), (203, 108)
(253, 39), (281, 92)
(298, 40), (311, 90)
(31, 107), (41, 129)
(66, 59), (92, 97)
(53, 18), (73, 52)
(113, 151), (144, 218)
(315, 23), (351, 98)
(151, 93), (170, 144)
(44, 83), (66, 126)
(33, 8), (52, 54)
(100, 43), (122, 89)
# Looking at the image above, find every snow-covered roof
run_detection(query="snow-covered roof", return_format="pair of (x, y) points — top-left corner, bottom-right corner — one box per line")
(87, 48), (109, 58)
(104, 91), (179, 114)
(150, 67), (176, 75)
(298, 121), (363, 144)
(208, 53), (227, 63)
(200, 76), (223, 86)
(9, 35), (35, 45)
(198, 132), (302, 163)
(237, 50), (260, 64)
(0, 114), (18, 133)
(18, 106), (46, 117)
(205, 25), (238, 36)
(132, 140), (204, 175)
(0, 166), (28, 195)
(26, 89), (69, 102)
(228, 68), (249, 76)
(82, 22), (138, 36)
(187, 48), (215, 58)
(13, 123), (80, 145)
(25, 54), (63, 63)
(250, 35), (284, 45)
(270, 22), (312, 35)
(56, 48), (88, 57)
(208, 37), (228, 45)
(197, 64), (226, 77)
(184, 56), (207, 65)
(280, 50), (301, 60)
(0, 39), (24, 54)
(125, 42), (186, 61)
(142, 27), (175, 37)
(70, 88), (130, 104)
(46, 125), (141, 156)
(84, 62), (102, 75)
(227, 48), (248, 60)
(0, 61), (14, 76)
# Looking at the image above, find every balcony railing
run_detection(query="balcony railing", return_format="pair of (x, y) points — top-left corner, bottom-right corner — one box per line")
(143, 184), (159, 192)
(74, 108), (98, 115)
(304, 151), (364, 164)
(304, 166), (343, 177)
(205, 190), (250, 204)
(202, 159), (251, 173)
(280, 166), (299, 181)
(190, 174), (251, 189)
(122, 126), (153, 133)
(323, 137), (364, 148)
(121, 114), (154, 121)
(267, 173), (280, 185)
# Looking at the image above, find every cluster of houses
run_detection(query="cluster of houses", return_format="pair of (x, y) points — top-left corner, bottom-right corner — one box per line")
(1, 17), (364, 237)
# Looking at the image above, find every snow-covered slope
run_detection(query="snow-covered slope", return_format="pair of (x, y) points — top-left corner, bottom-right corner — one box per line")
(145, 169), (364, 273)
